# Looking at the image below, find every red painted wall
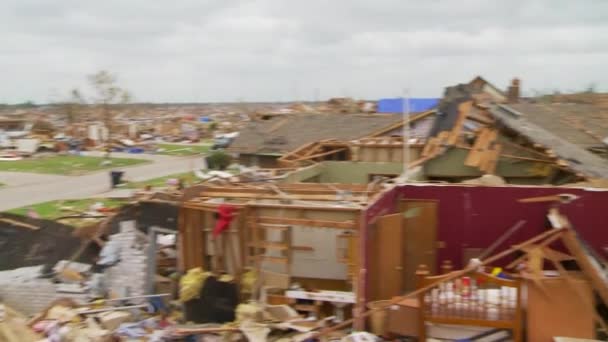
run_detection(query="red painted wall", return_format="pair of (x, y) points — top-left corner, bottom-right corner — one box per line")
(368, 184), (608, 269)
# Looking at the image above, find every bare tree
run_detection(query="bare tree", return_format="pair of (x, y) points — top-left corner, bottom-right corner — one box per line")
(61, 88), (84, 127)
(87, 70), (131, 158)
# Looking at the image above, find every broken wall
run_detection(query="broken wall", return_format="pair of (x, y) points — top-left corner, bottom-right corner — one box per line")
(320, 161), (403, 183)
(282, 161), (404, 184)
(393, 184), (608, 269)
(103, 221), (150, 300)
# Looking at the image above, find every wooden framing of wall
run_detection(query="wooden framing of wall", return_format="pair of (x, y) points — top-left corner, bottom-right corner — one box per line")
(178, 182), (379, 321)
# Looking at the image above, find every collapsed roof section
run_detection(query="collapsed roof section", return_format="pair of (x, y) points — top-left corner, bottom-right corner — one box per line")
(490, 104), (608, 179)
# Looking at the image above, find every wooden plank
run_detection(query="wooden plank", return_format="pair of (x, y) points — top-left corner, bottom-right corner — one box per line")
(247, 202), (361, 212)
(286, 146), (348, 163)
(237, 209), (248, 275)
(487, 143), (503, 174)
(257, 216), (356, 229)
(456, 145), (559, 164)
(562, 229), (608, 306)
(177, 207), (187, 271)
(257, 256), (289, 264)
(480, 143), (502, 174)
(257, 223), (290, 231)
(248, 241), (289, 250)
(466, 128), (498, 169)
(202, 186), (375, 196)
(366, 110), (436, 138)
(546, 253), (608, 334)
(421, 137), (438, 157)
(197, 191), (367, 202)
(447, 101), (472, 145)
(249, 211), (259, 270)
(464, 128), (490, 167)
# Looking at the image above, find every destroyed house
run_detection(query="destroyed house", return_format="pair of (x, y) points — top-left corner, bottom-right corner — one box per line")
(227, 114), (405, 167)
(271, 84), (588, 186)
(177, 180), (608, 338)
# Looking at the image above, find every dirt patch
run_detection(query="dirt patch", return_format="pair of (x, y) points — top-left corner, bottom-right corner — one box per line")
(0, 213), (101, 271)
(0, 199), (178, 272)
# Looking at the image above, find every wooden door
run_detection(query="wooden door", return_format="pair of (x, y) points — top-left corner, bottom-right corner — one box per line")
(370, 213), (404, 301)
(400, 200), (438, 292)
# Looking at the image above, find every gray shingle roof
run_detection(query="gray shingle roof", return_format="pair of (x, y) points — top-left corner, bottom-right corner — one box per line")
(228, 114), (404, 154)
(490, 104), (608, 178)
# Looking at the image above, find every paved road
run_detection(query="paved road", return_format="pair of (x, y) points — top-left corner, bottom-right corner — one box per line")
(0, 172), (68, 187)
(0, 154), (203, 211)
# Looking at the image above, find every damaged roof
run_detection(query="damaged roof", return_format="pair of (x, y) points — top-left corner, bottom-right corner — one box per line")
(490, 104), (608, 178)
(506, 102), (608, 151)
(228, 114), (404, 154)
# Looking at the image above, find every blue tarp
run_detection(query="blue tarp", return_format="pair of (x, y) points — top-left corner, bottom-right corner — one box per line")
(377, 98), (440, 113)
(199, 116), (212, 122)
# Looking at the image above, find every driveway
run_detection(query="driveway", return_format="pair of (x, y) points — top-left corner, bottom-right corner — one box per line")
(0, 154), (203, 211)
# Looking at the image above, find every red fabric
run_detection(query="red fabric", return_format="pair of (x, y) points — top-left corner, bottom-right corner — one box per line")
(213, 204), (236, 238)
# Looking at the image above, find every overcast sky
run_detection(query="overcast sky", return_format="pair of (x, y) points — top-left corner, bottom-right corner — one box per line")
(1, 0), (607, 104)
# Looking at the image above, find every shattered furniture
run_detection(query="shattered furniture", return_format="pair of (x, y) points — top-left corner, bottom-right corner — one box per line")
(386, 298), (419, 338)
(285, 290), (355, 321)
(416, 270), (523, 342)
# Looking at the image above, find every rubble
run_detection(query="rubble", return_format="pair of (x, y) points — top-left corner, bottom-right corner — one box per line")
(2, 76), (608, 340)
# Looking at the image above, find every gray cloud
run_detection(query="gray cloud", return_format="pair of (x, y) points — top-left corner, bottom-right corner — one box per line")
(1, 0), (607, 103)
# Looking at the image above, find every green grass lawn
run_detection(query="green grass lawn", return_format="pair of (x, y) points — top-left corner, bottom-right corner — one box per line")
(155, 143), (211, 156)
(0, 155), (148, 175)
(6, 198), (126, 221)
(125, 171), (199, 189)
(125, 167), (240, 189)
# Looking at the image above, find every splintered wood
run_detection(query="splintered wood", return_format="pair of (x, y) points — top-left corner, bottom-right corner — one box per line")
(420, 101), (472, 160)
(278, 139), (349, 167)
(464, 127), (500, 173)
(447, 101), (472, 145)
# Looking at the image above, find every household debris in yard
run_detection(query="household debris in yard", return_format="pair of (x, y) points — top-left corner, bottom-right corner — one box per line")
(2, 76), (608, 340)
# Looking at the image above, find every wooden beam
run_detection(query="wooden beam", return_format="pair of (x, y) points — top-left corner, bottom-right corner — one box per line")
(366, 110), (436, 138)
(201, 186), (374, 196)
(291, 147), (348, 162)
(456, 145), (557, 164)
(480, 143), (502, 174)
(200, 191), (367, 201)
(257, 216), (356, 229)
(247, 203), (362, 212)
(561, 229), (608, 306)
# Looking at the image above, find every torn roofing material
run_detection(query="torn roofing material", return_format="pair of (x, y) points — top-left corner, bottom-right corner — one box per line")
(429, 84), (473, 137)
(490, 104), (608, 178)
(228, 114), (403, 154)
(507, 102), (608, 151)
